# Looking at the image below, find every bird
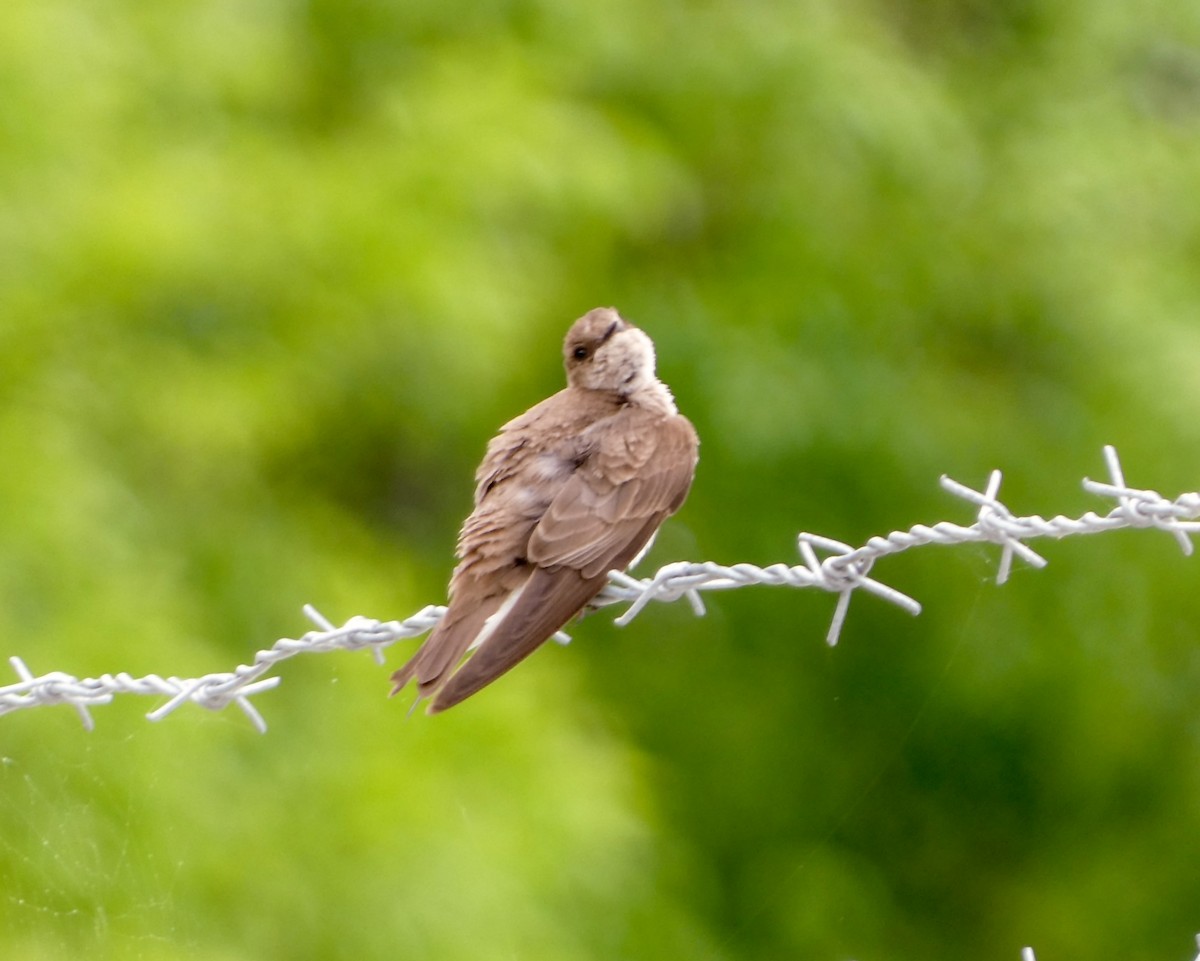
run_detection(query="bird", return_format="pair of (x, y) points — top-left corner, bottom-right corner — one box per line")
(390, 306), (699, 714)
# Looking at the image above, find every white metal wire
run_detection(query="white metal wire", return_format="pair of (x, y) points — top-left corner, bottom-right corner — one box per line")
(1019, 934), (1200, 961)
(1, 446), (1195, 731)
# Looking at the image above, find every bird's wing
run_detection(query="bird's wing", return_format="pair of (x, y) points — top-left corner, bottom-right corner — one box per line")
(471, 389), (576, 503)
(429, 409), (698, 712)
(527, 409), (699, 577)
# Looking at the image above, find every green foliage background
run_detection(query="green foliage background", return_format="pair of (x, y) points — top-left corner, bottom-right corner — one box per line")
(2, 1), (1199, 958)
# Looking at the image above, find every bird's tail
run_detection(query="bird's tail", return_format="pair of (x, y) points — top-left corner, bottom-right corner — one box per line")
(428, 566), (606, 713)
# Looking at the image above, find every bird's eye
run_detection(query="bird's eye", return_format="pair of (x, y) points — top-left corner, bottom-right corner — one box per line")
(572, 345), (589, 360)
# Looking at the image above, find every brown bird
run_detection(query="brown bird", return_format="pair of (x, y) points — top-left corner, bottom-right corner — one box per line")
(390, 306), (699, 713)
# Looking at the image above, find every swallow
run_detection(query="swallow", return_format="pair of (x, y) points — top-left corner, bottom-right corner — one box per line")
(390, 306), (699, 713)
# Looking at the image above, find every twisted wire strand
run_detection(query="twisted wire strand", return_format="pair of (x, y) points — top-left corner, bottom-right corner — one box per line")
(1022, 934), (1200, 961)
(1, 446), (1194, 731)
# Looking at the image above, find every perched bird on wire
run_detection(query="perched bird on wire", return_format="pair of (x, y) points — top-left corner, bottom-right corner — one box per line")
(390, 307), (699, 713)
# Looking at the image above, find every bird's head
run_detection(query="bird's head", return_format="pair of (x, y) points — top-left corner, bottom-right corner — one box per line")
(563, 307), (657, 395)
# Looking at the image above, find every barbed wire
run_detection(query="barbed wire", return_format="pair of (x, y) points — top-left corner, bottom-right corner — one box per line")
(1019, 934), (1200, 961)
(0, 446), (1195, 732)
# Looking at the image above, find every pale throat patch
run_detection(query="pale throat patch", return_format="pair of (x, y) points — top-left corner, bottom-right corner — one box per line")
(616, 329), (678, 414)
(615, 327), (657, 388)
(600, 328), (676, 403)
(572, 325), (678, 410)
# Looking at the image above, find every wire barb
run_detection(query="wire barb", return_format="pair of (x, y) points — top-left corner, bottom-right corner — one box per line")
(0, 447), (1194, 729)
